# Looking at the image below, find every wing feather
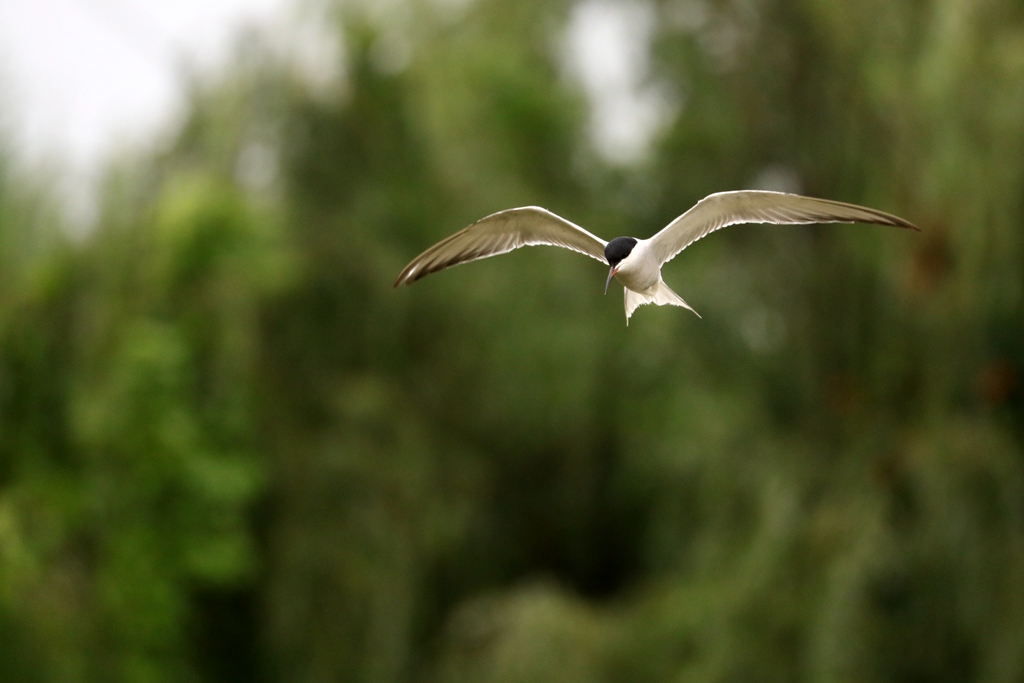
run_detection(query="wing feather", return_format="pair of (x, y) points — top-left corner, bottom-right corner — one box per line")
(394, 207), (608, 287)
(649, 191), (919, 265)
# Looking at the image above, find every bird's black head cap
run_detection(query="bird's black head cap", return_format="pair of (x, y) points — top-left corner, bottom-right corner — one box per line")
(605, 237), (637, 266)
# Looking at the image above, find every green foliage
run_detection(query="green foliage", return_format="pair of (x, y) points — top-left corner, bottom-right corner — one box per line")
(1, 168), (282, 682)
(2, 0), (1024, 681)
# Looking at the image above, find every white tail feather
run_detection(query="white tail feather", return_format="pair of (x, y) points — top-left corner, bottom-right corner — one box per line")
(623, 280), (700, 324)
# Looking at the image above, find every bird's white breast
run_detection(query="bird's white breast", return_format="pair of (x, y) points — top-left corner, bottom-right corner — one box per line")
(612, 240), (661, 293)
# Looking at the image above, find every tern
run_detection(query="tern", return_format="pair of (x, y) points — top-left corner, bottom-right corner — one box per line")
(394, 190), (919, 324)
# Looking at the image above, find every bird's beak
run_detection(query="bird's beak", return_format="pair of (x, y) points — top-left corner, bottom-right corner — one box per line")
(604, 266), (618, 295)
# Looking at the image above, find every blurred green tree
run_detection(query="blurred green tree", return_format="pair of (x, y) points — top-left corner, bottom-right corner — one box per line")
(1, 0), (1024, 682)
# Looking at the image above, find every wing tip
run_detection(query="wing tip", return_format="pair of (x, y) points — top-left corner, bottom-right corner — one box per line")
(883, 214), (921, 232)
(393, 265), (420, 288)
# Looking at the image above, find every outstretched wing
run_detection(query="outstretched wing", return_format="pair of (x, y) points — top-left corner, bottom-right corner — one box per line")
(648, 190), (919, 265)
(394, 206), (608, 287)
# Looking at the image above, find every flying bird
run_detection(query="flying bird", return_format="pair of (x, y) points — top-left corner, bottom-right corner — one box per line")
(394, 190), (919, 324)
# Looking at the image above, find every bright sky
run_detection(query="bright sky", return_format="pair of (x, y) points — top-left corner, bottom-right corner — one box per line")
(565, 0), (674, 165)
(0, 0), (661, 216)
(0, 0), (293, 170)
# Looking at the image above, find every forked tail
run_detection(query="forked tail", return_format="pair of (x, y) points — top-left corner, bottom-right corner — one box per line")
(623, 280), (701, 324)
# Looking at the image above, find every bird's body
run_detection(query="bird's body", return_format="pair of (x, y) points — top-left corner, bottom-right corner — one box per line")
(608, 238), (657, 292)
(394, 190), (919, 324)
(602, 237), (698, 319)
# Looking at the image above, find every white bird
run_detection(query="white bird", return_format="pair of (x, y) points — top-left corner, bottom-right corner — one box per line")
(394, 190), (919, 324)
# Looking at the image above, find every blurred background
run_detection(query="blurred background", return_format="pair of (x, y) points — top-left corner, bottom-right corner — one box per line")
(1, 0), (1023, 681)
